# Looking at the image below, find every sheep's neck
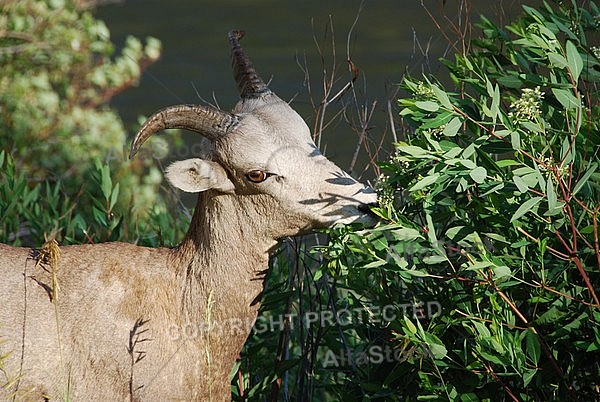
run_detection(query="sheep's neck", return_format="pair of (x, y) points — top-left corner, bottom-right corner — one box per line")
(171, 190), (277, 323)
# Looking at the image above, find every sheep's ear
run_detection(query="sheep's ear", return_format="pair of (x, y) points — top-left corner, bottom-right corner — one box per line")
(165, 159), (234, 193)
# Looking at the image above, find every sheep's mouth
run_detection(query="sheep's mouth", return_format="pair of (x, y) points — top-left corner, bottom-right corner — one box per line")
(329, 203), (379, 228)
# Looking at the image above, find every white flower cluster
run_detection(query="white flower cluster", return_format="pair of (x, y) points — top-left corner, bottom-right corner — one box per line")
(538, 154), (569, 178)
(421, 123), (448, 140)
(413, 81), (435, 98)
(376, 149), (413, 208)
(591, 46), (600, 60)
(390, 150), (411, 170)
(508, 86), (544, 124)
(376, 173), (395, 208)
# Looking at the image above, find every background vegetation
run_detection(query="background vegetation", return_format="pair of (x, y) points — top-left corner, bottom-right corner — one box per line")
(236, 1), (600, 400)
(1, 0), (599, 401)
(0, 0), (187, 247)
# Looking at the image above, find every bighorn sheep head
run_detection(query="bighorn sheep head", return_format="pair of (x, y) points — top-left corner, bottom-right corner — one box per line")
(130, 30), (377, 236)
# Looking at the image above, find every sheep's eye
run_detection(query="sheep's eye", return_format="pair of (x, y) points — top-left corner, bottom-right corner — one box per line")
(246, 170), (269, 183)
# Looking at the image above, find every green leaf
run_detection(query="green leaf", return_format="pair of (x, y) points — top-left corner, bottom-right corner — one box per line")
(362, 259), (387, 269)
(422, 333), (447, 359)
(425, 213), (438, 247)
(109, 182), (120, 210)
(486, 78), (494, 98)
(404, 317), (417, 335)
(460, 159), (477, 169)
(420, 111), (455, 130)
(560, 136), (574, 165)
(391, 228), (423, 241)
(443, 116), (462, 137)
(493, 265), (511, 279)
(92, 206), (108, 226)
(100, 165), (112, 200)
(473, 320), (491, 338)
(497, 74), (522, 88)
(403, 269), (430, 277)
(422, 254), (448, 264)
(470, 166), (487, 184)
(456, 177), (469, 193)
(491, 83), (500, 122)
(478, 350), (507, 365)
(510, 196), (543, 222)
(466, 261), (494, 271)
(313, 268), (323, 282)
(463, 143), (476, 159)
(534, 163), (546, 192)
(566, 40), (583, 82)
(396, 144), (431, 157)
(483, 79), (501, 121)
(546, 177), (557, 211)
(431, 84), (453, 109)
(525, 330), (541, 365)
(510, 131), (521, 150)
(523, 368), (537, 387)
(552, 88), (580, 110)
(409, 173), (440, 192)
(513, 175), (529, 193)
(460, 394), (481, 402)
(415, 100), (440, 112)
(572, 163), (598, 196)
(443, 146), (463, 159)
(548, 52), (568, 68)
(521, 121), (543, 133)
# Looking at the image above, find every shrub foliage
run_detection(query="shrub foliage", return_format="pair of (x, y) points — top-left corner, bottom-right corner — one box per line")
(237, 2), (600, 401)
(303, 1), (599, 400)
(0, 0), (166, 228)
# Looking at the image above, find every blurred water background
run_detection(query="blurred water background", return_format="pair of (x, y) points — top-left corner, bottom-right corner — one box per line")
(95, 0), (535, 175)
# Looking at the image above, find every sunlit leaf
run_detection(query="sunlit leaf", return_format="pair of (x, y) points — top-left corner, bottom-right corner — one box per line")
(548, 52), (568, 68)
(415, 100), (440, 112)
(109, 182), (120, 210)
(409, 173), (440, 191)
(100, 165), (112, 200)
(523, 368), (537, 387)
(493, 265), (511, 279)
(391, 228), (423, 241)
(431, 84), (453, 109)
(470, 167), (487, 184)
(513, 175), (529, 193)
(552, 88), (580, 110)
(404, 317), (417, 335)
(443, 116), (462, 137)
(510, 196), (543, 222)
(546, 177), (557, 211)
(566, 40), (583, 82)
(510, 131), (521, 150)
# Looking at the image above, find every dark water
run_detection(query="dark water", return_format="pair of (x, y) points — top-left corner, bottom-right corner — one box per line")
(95, 0), (534, 174)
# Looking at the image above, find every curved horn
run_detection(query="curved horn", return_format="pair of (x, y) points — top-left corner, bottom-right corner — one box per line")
(228, 30), (271, 99)
(129, 104), (238, 159)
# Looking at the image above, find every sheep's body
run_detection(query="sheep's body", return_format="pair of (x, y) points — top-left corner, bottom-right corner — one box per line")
(1, 192), (270, 400)
(0, 31), (376, 400)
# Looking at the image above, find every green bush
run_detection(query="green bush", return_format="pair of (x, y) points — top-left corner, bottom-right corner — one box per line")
(0, 0), (165, 222)
(237, 1), (600, 400)
(0, 150), (187, 247)
(320, 2), (599, 400)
